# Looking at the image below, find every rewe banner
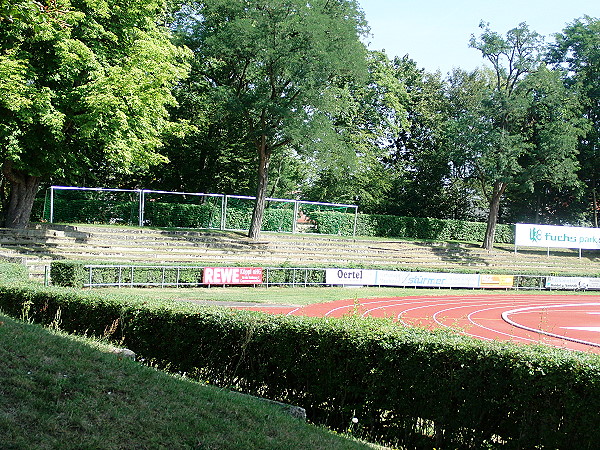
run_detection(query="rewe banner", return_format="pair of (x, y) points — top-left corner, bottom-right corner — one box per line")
(515, 223), (600, 250)
(203, 267), (263, 285)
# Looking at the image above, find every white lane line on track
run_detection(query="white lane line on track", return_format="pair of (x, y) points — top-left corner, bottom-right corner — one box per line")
(465, 305), (559, 345)
(286, 296), (600, 350)
(360, 298), (567, 344)
(358, 297), (600, 348)
(431, 303), (550, 344)
(563, 327), (600, 332)
(501, 303), (600, 349)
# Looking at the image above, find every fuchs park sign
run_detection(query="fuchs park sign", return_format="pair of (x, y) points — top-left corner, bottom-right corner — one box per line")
(515, 223), (600, 254)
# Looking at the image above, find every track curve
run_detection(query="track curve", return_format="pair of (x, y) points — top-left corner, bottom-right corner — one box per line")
(241, 294), (600, 353)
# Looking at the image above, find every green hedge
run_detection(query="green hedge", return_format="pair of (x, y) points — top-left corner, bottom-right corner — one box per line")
(51, 199), (138, 225)
(50, 261), (87, 287)
(310, 211), (514, 243)
(1, 283), (600, 448)
(224, 207), (294, 232)
(144, 202), (222, 228)
(0, 263), (29, 283)
(50, 261), (205, 288)
(264, 267), (325, 285)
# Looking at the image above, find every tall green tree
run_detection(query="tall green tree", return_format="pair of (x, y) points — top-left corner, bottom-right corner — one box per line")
(454, 22), (584, 249)
(300, 51), (409, 211)
(0, 0), (190, 228)
(548, 16), (600, 226)
(383, 56), (462, 219)
(177, 0), (368, 239)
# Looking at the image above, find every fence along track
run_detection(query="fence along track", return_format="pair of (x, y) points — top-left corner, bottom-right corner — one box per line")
(81, 264), (558, 291)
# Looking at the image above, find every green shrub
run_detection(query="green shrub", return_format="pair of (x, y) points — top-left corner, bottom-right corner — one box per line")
(264, 268), (325, 285)
(309, 211), (514, 243)
(50, 261), (86, 288)
(52, 199), (138, 225)
(50, 262), (205, 288)
(0, 263), (29, 283)
(144, 202), (222, 228)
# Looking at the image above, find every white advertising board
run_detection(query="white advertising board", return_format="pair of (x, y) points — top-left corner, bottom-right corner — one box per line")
(325, 269), (378, 286)
(515, 223), (600, 250)
(375, 270), (480, 288)
(546, 276), (600, 290)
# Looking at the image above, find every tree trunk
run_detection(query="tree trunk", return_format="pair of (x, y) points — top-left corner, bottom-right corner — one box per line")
(248, 136), (270, 240)
(593, 180), (598, 228)
(2, 161), (41, 229)
(482, 181), (507, 250)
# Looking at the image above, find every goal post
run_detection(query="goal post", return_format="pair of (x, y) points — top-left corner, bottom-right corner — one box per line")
(44, 186), (358, 236)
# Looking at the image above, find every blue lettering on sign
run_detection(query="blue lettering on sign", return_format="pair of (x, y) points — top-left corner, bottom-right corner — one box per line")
(545, 233), (576, 243)
(580, 237), (600, 244)
(408, 276), (444, 285)
(529, 227), (542, 242)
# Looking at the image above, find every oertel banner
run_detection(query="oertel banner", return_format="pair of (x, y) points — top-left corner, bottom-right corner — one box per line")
(203, 267), (263, 285)
(515, 223), (600, 250)
(325, 269), (378, 286)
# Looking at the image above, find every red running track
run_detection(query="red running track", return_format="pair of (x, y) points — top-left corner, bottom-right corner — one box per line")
(240, 294), (600, 354)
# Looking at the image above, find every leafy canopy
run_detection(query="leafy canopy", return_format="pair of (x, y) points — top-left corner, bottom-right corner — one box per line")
(0, 0), (191, 181)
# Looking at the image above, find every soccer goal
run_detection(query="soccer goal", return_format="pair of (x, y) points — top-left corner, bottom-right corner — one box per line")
(44, 186), (358, 236)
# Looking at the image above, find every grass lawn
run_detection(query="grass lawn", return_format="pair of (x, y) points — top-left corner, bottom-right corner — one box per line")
(0, 313), (386, 449)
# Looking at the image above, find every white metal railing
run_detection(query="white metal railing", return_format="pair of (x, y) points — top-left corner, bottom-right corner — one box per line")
(83, 265), (327, 288)
(79, 265), (577, 291)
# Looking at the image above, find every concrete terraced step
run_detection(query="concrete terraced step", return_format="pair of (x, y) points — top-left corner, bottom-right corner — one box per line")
(5, 240), (585, 268)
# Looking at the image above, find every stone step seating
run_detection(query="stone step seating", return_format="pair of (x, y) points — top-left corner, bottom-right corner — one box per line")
(0, 224), (598, 280)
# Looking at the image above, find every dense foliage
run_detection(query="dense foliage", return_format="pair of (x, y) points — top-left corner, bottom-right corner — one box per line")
(1, 2), (598, 249)
(0, 0), (190, 228)
(2, 282), (600, 448)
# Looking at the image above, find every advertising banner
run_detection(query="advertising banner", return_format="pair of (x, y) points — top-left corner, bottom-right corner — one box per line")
(203, 267), (263, 285)
(325, 268), (378, 286)
(326, 268), (482, 288)
(515, 223), (600, 250)
(376, 270), (481, 288)
(479, 274), (514, 288)
(546, 276), (600, 290)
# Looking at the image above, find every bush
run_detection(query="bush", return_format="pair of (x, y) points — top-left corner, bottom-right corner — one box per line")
(52, 199), (138, 225)
(144, 202), (222, 228)
(309, 211), (514, 243)
(1, 283), (600, 448)
(50, 262), (205, 288)
(0, 263), (29, 282)
(50, 261), (87, 288)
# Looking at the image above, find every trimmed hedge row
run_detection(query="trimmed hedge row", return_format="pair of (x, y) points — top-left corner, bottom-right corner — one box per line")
(1, 283), (600, 448)
(310, 211), (514, 243)
(52, 199), (139, 225)
(50, 261), (205, 287)
(144, 202), (221, 229)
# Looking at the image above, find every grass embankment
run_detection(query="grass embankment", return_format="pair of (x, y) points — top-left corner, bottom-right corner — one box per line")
(0, 311), (383, 449)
